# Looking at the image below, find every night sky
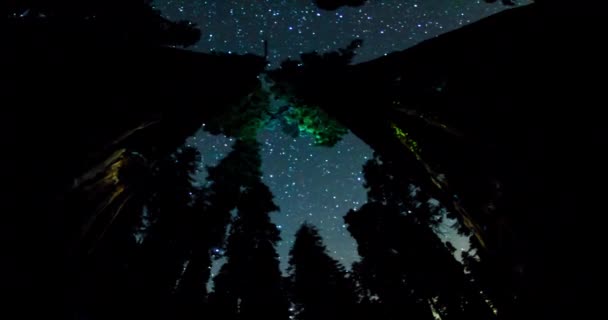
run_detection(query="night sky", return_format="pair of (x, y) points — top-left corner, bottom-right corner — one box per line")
(165, 0), (521, 274)
(155, 0), (510, 67)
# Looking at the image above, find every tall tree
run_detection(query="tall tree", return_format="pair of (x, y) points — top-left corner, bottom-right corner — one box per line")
(346, 203), (436, 320)
(68, 146), (202, 319)
(173, 139), (267, 318)
(345, 154), (495, 320)
(70, 148), (150, 319)
(126, 147), (202, 319)
(209, 141), (288, 320)
(361, 152), (444, 228)
(4, 0), (269, 317)
(287, 223), (357, 320)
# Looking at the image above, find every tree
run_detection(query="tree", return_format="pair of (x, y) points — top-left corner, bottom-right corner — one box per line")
(127, 147), (202, 319)
(346, 203), (436, 320)
(362, 152), (444, 228)
(345, 155), (495, 320)
(4, 0), (266, 318)
(66, 146), (203, 319)
(172, 139), (268, 318)
(208, 141), (288, 320)
(287, 223), (357, 320)
(74, 150), (153, 320)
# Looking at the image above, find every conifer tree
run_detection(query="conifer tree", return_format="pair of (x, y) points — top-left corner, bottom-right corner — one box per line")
(346, 154), (495, 320)
(174, 139), (268, 318)
(287, 223), (357, 320)
(209, 141), (288, 320)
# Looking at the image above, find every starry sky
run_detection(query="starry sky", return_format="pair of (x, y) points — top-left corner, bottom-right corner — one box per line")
(154, 0), (511, 66)
(186, 128), (372, 271)
(167, 0), (521, 273)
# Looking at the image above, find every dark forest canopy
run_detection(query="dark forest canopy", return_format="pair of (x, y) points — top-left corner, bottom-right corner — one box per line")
(3, 1), (607, 320)
(271, 2), (605, 319)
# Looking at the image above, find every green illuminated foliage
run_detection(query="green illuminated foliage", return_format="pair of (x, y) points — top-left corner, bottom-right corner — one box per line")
(204, 88), (272, 140)
(281, 104), (348, 147)
(391, 123), (421, 158)
(205, 85), (346, 147)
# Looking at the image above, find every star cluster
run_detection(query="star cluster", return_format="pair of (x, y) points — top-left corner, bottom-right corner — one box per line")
(173, 0), (516, 271)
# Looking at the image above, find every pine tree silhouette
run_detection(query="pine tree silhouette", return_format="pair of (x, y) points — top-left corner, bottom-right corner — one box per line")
(69, 146), (203, 319)
(208, 140), (288, 320)
(345, 154), (495, 320)
(287, 223), (357, 320)
(362, 152), (444, 228)
(127, 147), (202, 319)
(173, 139), (268, 318)
(346, 202), (435, 320)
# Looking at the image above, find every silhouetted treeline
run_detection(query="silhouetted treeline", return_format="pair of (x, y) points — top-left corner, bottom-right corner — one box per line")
(267, 1), (607, 319)
(209, 185), (288, 320)
(56, 133), (497, 320)
(287, 223), (358, 320)
(3, 1), (265, 318)
(4, 1), (606, 319)
(345, 154), (495, 320)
